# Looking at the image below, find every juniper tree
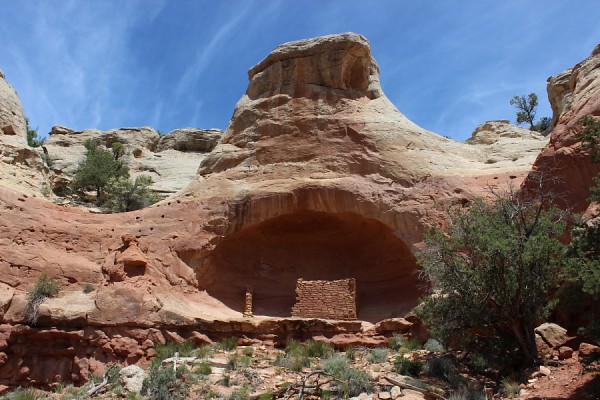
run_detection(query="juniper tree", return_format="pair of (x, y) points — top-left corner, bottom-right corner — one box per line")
(417, 176), (568, 365)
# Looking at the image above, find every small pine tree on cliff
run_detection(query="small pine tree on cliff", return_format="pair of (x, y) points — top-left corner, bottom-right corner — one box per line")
(417, 176), (568, 366)
(71, 139), (129, 199)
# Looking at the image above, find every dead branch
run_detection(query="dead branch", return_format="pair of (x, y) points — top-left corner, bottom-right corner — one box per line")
(384, 376), (447, 400)
(250, 370), (345, 400)
(86, 363), (119, 397)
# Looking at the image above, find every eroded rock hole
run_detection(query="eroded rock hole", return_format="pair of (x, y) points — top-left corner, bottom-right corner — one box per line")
(196, 211), (422, 323)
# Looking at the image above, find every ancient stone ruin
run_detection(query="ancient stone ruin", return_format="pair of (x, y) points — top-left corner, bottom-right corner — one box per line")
(291, 278), (357, 320)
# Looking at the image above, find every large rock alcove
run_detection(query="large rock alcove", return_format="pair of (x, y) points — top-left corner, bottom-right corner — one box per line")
(196, 210), (422, 323)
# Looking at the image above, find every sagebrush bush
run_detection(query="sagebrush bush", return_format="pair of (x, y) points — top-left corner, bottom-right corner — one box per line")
(345, 345), (356, 360)
(322, 354), (371, 397)
(219, 337), (237, 351)
(394, 356), (423, 377)
(305, 340), (334, 358)
(152, 341), (194, 367)
(424, 338), (445, 352)
(367, 347), (388, 363)
(8, 387), (38, 400)
(26, 274), (60, 325)
(195, 361), (212, 376)
(500, 377), (520, 398)
(141, 365), (189, 400)
(426, 356), (455, 381)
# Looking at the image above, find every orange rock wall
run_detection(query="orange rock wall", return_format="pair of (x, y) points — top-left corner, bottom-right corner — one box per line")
(291, 278), (357, 320)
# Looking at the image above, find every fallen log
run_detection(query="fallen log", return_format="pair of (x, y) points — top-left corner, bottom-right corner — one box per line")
(383, 376), (447, 400)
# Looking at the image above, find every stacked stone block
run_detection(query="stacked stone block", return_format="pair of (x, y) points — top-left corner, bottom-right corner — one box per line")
(291, 278), (357, 320)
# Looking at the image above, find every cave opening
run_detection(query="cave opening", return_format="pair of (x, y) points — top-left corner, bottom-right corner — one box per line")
(197, 210), (422, 323)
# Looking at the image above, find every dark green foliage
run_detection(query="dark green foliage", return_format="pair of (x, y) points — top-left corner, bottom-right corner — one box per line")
(219, 337), (238, 351)
(533, 116), (552, 134)
(25, 118), (44, 147)
(102, 175), (159, 213)
(195, 361), (212, 376)
(82, 283), (94, 294)
(417, 181), (567, 365)
(7, 387), (38, 400)
(26, 274), (60, 325)
(152, 341), (194, 367)
(305, 340), (334, 358)
(71, 139), (128, 198)
(510, 93), (538, 130)
(579, 115), (600, 202)
(426, 356), (455, 381)
(111, 142), (126, 160)
(394, 356), (423, 377)
(141, 365), (189, 400)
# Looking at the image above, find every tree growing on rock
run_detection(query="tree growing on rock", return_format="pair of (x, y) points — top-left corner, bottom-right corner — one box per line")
(510, 93), (551, 134)
(417, 176), (568, 366)
(510, 93), (538, 130)
(71, 139), (129, 199)
(102, 174), (160, 213)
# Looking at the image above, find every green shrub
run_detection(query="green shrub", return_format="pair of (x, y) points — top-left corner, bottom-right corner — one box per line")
(468, 355), (487, 373)
(8, 388), (38, 400)
(141, 365), (189, 400)
(394, 356), (423, 377)
(345, 345), (356, 360)
(305, 340), (334, 358)
(224, 389), (250, 400)
(219, 337), (238, 351)
(71, 139), (129, 199)
(195, 361), (212, 376)
(190, 344), (213, 359)
(426, 356), (454, 381)
(242, 346), (254, 356)
(82, 283), (94, 294)
(153, 341), (194, 367)
(322, 354), (371, 397)
(423, 339), (445, 352)
(102, 175), (160, 213)
(228, 354), (252, 370)
(26, 274), (60, 325)
(367, 347), (388, 364)
(25, 118), (44, 147)
(389, 334), (421, 353)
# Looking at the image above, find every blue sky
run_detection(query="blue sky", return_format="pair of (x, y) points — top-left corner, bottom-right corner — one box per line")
(2, 1), (600, 141)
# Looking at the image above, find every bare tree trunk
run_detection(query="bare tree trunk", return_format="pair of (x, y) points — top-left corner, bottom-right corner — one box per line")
(511, 320), (538, 365)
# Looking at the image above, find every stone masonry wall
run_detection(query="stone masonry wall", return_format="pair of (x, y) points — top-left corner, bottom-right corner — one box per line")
(291, 278), (357, 320)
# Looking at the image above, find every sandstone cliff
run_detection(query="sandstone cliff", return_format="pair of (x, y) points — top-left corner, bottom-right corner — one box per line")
(527, 42), (600, 212)
(0, 72), (49, 196)
(0, 33), (558, 386)
(43, 126), (223, 196)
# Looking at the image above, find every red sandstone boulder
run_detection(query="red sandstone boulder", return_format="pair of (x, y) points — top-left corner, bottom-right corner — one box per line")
(374, 318), (413, 333)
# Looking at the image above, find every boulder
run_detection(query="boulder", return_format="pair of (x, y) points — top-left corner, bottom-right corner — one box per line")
(118, 365), (146, 393)
(578, 342), (600, 361)
(156, 128), (222, 152)
(374, 318), (413, 333)
(558, 346), (573, 360)
(535, 323), (568, 348)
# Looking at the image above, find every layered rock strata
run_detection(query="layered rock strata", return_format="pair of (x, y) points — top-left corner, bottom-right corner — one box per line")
(527, 43), (600, 211)
(0, 32), (559, 387)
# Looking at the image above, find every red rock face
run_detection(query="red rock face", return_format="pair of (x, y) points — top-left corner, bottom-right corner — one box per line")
(526, 43), (600, 212)
(0, 33), (567, 387)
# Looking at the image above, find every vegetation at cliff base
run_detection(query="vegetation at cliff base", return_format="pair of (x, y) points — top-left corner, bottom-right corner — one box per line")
(417, 177), (568, 366)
